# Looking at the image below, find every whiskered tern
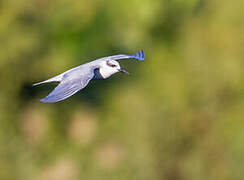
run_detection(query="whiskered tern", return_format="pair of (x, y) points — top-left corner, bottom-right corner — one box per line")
(33, 50), (145, 103)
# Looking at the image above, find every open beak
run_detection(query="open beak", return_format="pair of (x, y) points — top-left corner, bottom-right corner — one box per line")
(119, 68), (129, 74)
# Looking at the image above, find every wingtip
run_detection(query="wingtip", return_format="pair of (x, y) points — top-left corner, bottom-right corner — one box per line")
(40, 98), (57, 103)
(40, 97), (54, 103)
(40, 98), (48, 103)
(40, 95), (66, 103)
(131, 50), (145, 61)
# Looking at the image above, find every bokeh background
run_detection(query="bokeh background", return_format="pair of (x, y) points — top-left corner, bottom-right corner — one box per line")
(1, 0), (244, 179)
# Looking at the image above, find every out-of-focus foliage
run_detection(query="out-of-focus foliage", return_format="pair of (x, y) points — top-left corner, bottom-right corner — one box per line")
(0, 0), (244, 179)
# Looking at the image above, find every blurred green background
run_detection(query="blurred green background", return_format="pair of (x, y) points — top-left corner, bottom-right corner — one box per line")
(1, 0), (244, 179)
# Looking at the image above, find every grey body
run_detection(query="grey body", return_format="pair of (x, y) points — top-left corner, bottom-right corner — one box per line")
(33, 50), (145, 103)
(92, 68), (104, 80)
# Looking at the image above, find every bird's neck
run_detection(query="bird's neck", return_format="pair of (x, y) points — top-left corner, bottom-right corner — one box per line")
(99, 67), (117, 79)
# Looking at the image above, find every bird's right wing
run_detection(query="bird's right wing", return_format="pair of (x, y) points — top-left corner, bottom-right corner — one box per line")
(40, 68), (95, 103)
(108, 50), (145, 61)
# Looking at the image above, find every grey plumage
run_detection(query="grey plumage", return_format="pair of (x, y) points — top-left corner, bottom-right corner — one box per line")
(34, 50), (145, 103)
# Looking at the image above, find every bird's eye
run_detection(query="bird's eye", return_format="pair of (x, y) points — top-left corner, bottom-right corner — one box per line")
(107, 61), (117, 67)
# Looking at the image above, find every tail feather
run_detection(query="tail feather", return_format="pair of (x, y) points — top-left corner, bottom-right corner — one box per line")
(131, 50), (145, 61)
(33, 74), (63, 86)
(33, 80), (51, 86)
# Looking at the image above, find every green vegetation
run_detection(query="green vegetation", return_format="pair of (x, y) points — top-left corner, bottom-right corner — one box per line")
(0, 0), (244, 179)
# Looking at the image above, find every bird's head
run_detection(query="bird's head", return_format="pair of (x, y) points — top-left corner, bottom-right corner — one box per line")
(99, 60), (129, 79)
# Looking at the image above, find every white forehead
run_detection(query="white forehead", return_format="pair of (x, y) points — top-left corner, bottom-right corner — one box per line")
(98, 59), (121, 68)
(107, 60), (120, 65)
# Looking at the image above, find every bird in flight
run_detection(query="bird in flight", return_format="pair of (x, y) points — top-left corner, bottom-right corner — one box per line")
(33, 50), (145, 103)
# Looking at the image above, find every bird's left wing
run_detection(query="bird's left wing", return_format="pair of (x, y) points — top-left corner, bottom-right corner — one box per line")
(40, 68), (95, 103)
(108, 50), (145, 61)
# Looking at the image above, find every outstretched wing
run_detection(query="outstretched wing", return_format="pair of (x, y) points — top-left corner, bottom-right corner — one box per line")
(108, 50), (145, 61)
(40, 69), (94, 103)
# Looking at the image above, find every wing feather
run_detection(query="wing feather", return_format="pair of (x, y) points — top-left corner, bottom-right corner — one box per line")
(108, 50), (145, 61)
(40, 69), (94, 103)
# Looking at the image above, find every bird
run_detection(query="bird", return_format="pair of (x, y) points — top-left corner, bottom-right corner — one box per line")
(33, 50), (145, 103)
